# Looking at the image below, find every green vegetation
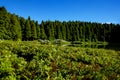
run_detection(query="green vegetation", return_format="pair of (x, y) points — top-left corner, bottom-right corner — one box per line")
(0, 40), (120, 80)
(0, 6), (120, 80)
(0, 6), (120, 43)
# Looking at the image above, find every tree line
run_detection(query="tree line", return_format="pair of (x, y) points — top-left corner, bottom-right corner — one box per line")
(0, 6), (120, 43)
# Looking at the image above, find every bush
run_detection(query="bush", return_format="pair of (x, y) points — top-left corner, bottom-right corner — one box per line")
(0, 41), (120, 79)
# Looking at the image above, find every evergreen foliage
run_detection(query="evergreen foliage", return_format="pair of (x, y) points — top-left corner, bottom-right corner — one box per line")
(30, 20), (37, 40)
(10, 14), (22, 40)
(24, 17), (31, 40)
(0, 6), (120, 43)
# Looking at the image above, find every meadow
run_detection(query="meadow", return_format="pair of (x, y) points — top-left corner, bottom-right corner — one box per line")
(0, 40), (120, 80)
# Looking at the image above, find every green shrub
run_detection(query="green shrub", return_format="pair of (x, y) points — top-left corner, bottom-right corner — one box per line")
(0, 41), (120, 79)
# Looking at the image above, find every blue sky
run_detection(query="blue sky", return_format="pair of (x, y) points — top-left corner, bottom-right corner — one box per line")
(0, 0), (120, 24)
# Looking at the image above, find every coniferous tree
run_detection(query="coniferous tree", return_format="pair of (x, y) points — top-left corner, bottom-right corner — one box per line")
(25, 17), (31, 40)
(61, 22), (66, 40)
(35, 21), (40, 39)
(40, 21), (47, 39)
(0, 6), (11, 39)
(56, 22), (62, 39)
(82, 22), (85, 42)
(75, 22), (80, 41)
(72, 23), (76, 41)
(66, 23), (71, 41)
(49, 21), (55, 40)
(19, 17), (26, 40)
(31, 21), (37, 40)
(10, 14), (22, 40)
(44, 21), (50, 39)
(79, 22), (83, 41)
(85, 22), (91, 41)
(54, 21), (57, 39)
(107, 23), (112, 42)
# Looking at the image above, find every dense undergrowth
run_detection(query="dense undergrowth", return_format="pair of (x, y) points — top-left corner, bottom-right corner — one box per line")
(0, 40), (120, 80)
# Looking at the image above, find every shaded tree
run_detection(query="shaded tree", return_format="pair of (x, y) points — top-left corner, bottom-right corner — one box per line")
(24, 16), (31, 40)
(0, 6), (11, 39)
(35, 21), (40, 39)
(31, 20), (37, 40)
(10, 14), (22, 40)
(19, 17), (26, 40)
(40, 21), (47, 39)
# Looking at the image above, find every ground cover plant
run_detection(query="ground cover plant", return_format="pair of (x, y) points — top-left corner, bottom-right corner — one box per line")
(0, 40), (120, 80)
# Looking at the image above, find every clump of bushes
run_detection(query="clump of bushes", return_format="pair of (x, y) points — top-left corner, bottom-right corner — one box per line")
(0, 41), (120, 80)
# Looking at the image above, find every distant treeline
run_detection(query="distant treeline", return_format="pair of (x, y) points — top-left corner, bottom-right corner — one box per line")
(0, 6), (120, 42)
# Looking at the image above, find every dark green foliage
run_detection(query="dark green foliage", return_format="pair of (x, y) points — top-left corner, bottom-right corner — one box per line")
(19, 17), (26, 40)
(30, 21), (37, 40)
(66, 23), (71, 41)
(61, 22), (66, 40)
(35, 21), (41, 39)
(24, 17), (31, 40)
(40, 21), (47, 39)
(10, 14), (22, 40)
(56, 21), (62, 39)
(43, 21), (55, 40)
(47, 21), (55, 40)
(0, 7), (11, 39)
(0, 6), (120, 43)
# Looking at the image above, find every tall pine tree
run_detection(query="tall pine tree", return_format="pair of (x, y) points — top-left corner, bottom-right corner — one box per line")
(10, 14), (22, 40)
(40, 21), (47, 39)
(35, 21), (40, 39)
(0, 6), (11, 39)
(24, 16), (31, 40)
(31, 21), (37, 40)
(19, 17), (26, 40)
